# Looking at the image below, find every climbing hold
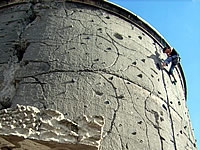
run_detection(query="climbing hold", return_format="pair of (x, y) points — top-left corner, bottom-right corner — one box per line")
(132, 131), (137, 135)
(137, 74), (143, 78)
(141, 59), (145, 63)
(162, 104), (167, 111)
(106, 47), (111, 50)
(180, 130), (183, 134)
(108, 76), (113, 80)
(104, 100), (110, 105)
(138, 36), (142, 40)
(94, 90), (103, 96)
(116, 94), (124, 99)
(132, 61), (137, 65)
(160, 117), (164, 122)
(113, 33), (123, 40)
(93, 58), (99, 61)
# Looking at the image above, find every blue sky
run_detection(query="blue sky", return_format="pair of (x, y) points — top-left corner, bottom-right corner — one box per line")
(109, 0), (200, 149)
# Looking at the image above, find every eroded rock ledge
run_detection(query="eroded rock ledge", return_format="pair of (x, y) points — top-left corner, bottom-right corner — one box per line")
(0, 104), (104, 150)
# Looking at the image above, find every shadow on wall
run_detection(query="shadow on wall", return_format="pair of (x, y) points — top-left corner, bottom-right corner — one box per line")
(147, 50), (163, 71)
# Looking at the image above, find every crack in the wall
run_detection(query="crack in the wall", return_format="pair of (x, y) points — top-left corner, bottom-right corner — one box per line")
(151, 109), (164, 150)
(16, 67), (156, 98)
(114, 124), (125, 150)
(103, 30), (120, 69)
(14, 65), (159, 149)
(121, 71), (151, 149)
(14, 2), (36, 62)
(18, 75), (47, 109)
(0, 2), (38, 109)
(14, 40), (30, 62)
(0, 1), (196, 150)
(97, 72), (120, 136)
(95, 10), (107, 25)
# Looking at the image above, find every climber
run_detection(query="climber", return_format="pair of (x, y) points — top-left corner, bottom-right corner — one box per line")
(161, 46), (180, 84)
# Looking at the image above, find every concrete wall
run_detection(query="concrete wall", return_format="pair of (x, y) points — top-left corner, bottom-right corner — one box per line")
(0, 0), (197, 149)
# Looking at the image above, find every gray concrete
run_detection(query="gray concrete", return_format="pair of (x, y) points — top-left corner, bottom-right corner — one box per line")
(0, 0), (197, 150)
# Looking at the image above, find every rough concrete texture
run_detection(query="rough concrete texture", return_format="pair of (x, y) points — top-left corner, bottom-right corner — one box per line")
(0, 104), (104, 150)
(0, 0), (197, 150)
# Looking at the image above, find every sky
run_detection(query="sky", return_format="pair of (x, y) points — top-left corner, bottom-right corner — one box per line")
(109, 0), (200, 149)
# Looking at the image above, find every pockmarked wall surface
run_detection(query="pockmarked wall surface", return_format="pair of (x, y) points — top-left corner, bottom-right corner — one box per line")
(0, 0), (197, 150)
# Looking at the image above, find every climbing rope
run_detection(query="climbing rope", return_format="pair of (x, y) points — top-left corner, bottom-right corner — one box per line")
(173, 74), (195, 150)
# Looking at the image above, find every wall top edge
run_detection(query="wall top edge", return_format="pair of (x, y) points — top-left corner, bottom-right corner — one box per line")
(0, 0), (187, 99)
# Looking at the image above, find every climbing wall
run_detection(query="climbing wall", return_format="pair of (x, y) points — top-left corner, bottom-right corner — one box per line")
(0, 0), (197, 150)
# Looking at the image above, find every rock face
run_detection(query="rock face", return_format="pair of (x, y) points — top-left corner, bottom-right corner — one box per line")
(0, 0), (197, 150)
(0, 104), (104, 150)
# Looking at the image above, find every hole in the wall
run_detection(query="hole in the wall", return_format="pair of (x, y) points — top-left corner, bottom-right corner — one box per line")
(105, 16), (110, 19)
(113, 32), (123, 40)
(128, 35), (131, 38)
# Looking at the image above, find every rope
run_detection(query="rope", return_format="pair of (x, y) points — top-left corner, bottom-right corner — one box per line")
(173, 76), (195, 150)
